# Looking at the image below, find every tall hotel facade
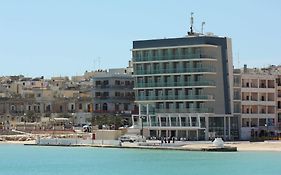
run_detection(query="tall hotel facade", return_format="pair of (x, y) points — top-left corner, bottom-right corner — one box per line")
(132, 34), (239, 140)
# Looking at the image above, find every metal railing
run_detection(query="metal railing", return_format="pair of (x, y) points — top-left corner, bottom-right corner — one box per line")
(155, 108), (214, 113)
(136, 95), (214, 101)
(134, 67), (216, 75)
(133, 53), (214, 62)
(135, 80), (216, 88)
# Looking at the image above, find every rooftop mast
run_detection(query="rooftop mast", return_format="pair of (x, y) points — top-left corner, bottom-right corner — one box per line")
(188, 12), (194, 36)
(201, 21), (205, 34)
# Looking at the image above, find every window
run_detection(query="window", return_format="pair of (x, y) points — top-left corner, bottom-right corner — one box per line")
(95, 81), (101, 86)
(46, 105), (51, 112)
(124, 103), (129, 111)
(79, 104), (82, 110)
(102, 103), (108, 111)
(115, 80), (120, 85)
(125, 81), (130, 86)
(103, 80), (109, 85)
(115, 104), (120, 111)
(87, 104), (91, 112)
(103, 92), (109, 97)
(115, 92), (120, 97)
(95, 92), (101, 97)
(95, 104), (100, 111)
(162, 49), (168, 56)
(278, 113), (281, 123)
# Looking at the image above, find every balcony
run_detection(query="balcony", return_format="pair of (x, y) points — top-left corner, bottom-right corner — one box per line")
(94, 96), (134, 101)
(133, 53), (214, 62)
(93, 110), (130, 115)
(233, 95), (241, 100)
(136, 95), (214, 101)
(94, 85), (134, 89)
(134, 67), (216, 75)
(135, 80), (216, 88)
(241, 100), (275, 106)
(233, 69), (241, 74)
(155, 107), (214, 113)
(143, 121), (202, 128)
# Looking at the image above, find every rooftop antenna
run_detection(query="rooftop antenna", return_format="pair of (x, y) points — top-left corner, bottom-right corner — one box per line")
(98, 57), (101, 69)
(238, 52), (240, 68)
(187, 12), (194, 35)
(201, 21), (205, 34)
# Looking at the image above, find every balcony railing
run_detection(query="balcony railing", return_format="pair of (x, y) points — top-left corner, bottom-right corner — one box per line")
(136, 95), (214, 101)
(134, 67), (216, 75)
(94, 85), (134, 89)
(155, 108), (214, 113)
(142, 121), (201, 127)
(135, 80), (216, 88)
(133, 53), (214, 62)
(233, 95), (241, 100)
(94, 96), (134, 100)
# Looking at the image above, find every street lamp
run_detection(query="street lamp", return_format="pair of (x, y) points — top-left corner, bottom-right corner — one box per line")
(23, 113), (26, 131)
(140, 116), (146, 138)
(265, 123), (268, 138)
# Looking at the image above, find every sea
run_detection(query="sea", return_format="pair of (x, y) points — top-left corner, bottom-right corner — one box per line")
(0, 144), (281, 175)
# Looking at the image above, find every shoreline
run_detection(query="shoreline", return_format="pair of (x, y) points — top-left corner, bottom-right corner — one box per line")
(1, 135), (281, 152)
(2, 140), (281, 152)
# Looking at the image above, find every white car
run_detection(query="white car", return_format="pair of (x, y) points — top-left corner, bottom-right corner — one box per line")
(119, 135), (146, 143)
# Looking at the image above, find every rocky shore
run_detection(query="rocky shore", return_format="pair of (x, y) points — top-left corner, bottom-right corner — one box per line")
(0, 135), (35, 142)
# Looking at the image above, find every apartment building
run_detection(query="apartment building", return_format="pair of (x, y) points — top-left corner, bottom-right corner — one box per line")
(234, 65), (281, 140)
(277, 75), (281, 129)
(132, 33), (237, 140)
(92, 67), (136, 119)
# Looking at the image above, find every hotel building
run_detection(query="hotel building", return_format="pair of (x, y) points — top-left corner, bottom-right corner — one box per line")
(131, 34), (239, 140)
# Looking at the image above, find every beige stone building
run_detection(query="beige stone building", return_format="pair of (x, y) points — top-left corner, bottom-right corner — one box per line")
(234, 65), (281, 140)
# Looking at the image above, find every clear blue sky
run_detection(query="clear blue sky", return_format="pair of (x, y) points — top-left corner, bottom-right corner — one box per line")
(0, 0), (280, 78)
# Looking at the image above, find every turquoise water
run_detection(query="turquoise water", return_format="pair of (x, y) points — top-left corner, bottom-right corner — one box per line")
(0, 144), (281, 175)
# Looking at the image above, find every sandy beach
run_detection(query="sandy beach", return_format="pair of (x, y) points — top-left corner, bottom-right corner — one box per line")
(181, 141), (281, 152)
(226, 141), (281, 151)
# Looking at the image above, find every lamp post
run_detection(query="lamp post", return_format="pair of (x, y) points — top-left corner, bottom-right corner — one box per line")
(265, 123), (268, 138)
(23, 113), (26, 131)
(140, 116), (145, 138)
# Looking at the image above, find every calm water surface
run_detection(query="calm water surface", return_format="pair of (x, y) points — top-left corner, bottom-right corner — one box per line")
(0, 144), (281, 175)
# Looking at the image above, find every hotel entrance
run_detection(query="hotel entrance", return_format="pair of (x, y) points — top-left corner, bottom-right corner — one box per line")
(148, 129), (206, 141)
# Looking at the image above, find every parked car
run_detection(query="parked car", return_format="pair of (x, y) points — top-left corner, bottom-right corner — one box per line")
(119, 135), (146, 143)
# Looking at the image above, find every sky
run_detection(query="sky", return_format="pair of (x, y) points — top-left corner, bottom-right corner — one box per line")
(0, 0), (280, 78)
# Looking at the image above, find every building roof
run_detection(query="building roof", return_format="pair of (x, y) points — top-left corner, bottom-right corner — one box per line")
(133, 35), (228, 49)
